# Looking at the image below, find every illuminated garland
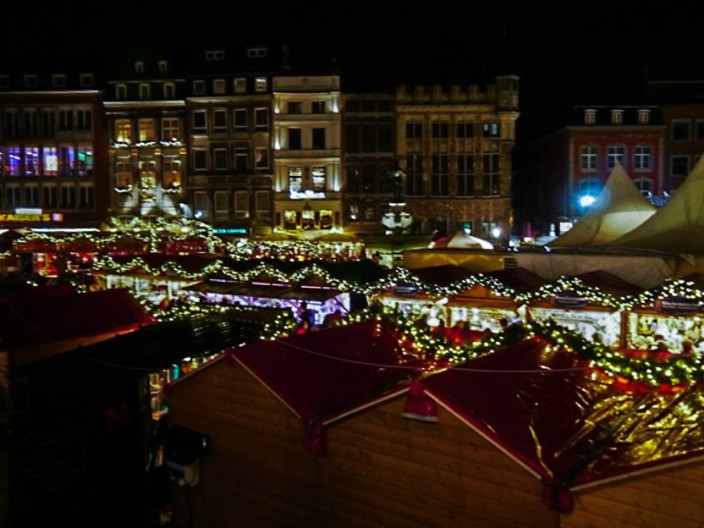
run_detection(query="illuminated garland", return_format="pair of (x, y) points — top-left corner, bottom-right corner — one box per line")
(515, 276), (629, 310)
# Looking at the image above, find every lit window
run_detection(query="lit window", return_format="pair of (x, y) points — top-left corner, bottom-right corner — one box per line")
(580, 145), (598, 171)
(213, 79), (226, 95)
(254, 147), (269, 169)
(482, 121), (500, 137)
(162, 160), (181, 188)
(611, 109), (623, 124)
(115, 120), (132, 143)
(135, 61), (144, 73)
(584, 109), (596, 125)
(638, 109), (651, 124)
(607, 145), (625, 169)
(312, 166), (326, 191)
(234, 78), (246, 93)
(289, 167), (303, 192)
(634, 144), (652, 170)
(255, 77), (267, 92)
(138, 119), (156, 142)
(158, 61), (168, 73)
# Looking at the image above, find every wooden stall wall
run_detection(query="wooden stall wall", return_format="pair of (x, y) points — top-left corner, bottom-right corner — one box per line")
(167, 359), (560, 528)
(562, 464), (704, 528)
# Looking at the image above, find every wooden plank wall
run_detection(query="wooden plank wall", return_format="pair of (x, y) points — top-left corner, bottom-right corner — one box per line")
(167, 358), (559, 528)
(562, 463), (704, 528)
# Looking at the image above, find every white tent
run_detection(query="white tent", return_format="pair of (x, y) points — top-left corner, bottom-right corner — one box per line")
(428, 231), (494, 250)
(605, 154), (704, 256)
(546, 162), (657, 248)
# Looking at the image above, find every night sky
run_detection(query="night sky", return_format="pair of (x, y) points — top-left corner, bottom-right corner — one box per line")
(4, 0), (704, 144)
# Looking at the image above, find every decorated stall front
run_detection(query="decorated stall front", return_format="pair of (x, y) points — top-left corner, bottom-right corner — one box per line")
(624, 275), (704, 356)
(521, 270), (643, 347)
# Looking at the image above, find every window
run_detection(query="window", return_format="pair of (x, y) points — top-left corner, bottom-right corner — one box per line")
(116, 84), (127, 100)
(214, 191), (228, 215)
(671, 155), (690, 179)
(482, 153), (500, 195)
(6, 146), (21, 176)
(5, 185), (20, 206)
(431, 155), (449, 195)
(233, 109), (247, 131)
(288, 102), (302, 114)
(696, 119), (704, 141)
(312, 128), (326, 149)
(163, 83), (175, 99)
(406, 122), (422, 139)
(76, 108), (92, 131)
(57, 109), (74, 131)
(348, 203), (359, 221)
(115, 161), (133, 189)
(192, 110), (207, 133)
(192, 149), (207, 171)
(363, 203), (375, 222)
(138, 119), (156, 142)
(457, 154), (474, 196)
(76, 145), (92, 177)
(212, 109), (227, 132)
(580, 145), (598, 171)
(457, 122), (475, 138)
(347, 166), (360, 193)
(193, 80), (205, 95)
(254, 147), (269, 170)
(289, 167), (303, 192)
(194, 191), (210, 220)
(24, 75), (38, 88)
(24, 184), (39, 206)
(638, 109), (651, 124)
(607, 144), (625, 169)
(61, 185), (76, 208)
(254, 108), (268, 130)
(43, 147), (58, 176)
(43, 184), (58, 208)
(312, 166), (326, 192)
(346, 124), (360, 152)
(139, 83), (150, 100)
(635, 178), (653, 193)
(41, 110), (55, 136)
(52, 74), (66, 88)
(247, 47), (268, 58)
(234, 148), (249, 173)
(611, 109), (623, 124)
(213, 148), (228, 170)
(362, 124), (375, 151)
(158, 61), (168, 73)
(234, 191), (249, 218)
(25, 147), (39, 176)
(58, 146), (75, 177)
(139, 161), (156, 193)
(115, 119), (132, 143)
(362, 165), (376, 192)
(23, 110), (38, 137)
(482, 121), (500, 137)
(288, 128), (302, 150)
(405, 155), (423, 196)
(312, 101), (326, 114)
(379, 122), (392, 151)
(162, 160), (181, 188)
(634, 144), (652, 170)
(578, 177), (603, 202)
(254, 77), (267, 92)
(431, 123), (449, 138)
(79, 73), (93, 87)
(78, 184), (94, 208)
(205, 49), (224, 61)
(161, 117), (180, 140)
(584, 109), (597, 125)
(213, 79), (226, 94)
(0, 76), (10, 89)
(255, 190), (270, 215)
(234, 78), (246, 93)
(672, 120), (690, 141)
(135, 61), (144, 73)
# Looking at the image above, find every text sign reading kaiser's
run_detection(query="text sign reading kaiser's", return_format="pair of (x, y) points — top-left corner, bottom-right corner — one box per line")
(0, 211), (64, 222)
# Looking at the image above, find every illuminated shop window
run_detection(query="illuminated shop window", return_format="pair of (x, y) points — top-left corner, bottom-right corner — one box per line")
(301, 207), (315, 230)
(138, 119), (156, 142)
(289, 167), (303, 192)
(162, 160), (181, 188)
(320, 209), (333, 229)
(43, 146), (58, 176)
(312, 166), (326, 192)
(24, 147), (39, 176)
(7, 147), (21, 176)
(115, 119), (132, 143)
(77, 145), (92, 177)
(283, 209), (297, 230)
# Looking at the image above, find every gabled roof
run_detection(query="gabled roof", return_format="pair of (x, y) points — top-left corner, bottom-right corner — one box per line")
(606, 155), (704, 255)
(419, 337), (704, 493)
(227, 320), (434, 425)
(547, 162), (656, 248)
(0, 287), (155, 362)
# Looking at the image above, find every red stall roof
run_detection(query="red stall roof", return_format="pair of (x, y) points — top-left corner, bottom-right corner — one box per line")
(227, 320), (435, 426)
(0, 287), (156, 361)
(418, 337), (704, 507)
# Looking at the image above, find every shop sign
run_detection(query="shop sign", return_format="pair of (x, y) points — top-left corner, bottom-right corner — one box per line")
(655, 296), (701, 315)
(552, 291), (588, 308)
(0, 212), (63, 222)
(393, 282), (419, 296)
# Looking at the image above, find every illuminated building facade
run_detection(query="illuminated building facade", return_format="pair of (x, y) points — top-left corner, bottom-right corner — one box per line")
(105, 49), (188, 220)
(395, 77), (519, 243)
(272, 75), (342, 232)
(520, 105), (665, 239)
(0, 70), (109, 229)
(184, 45), (275, 234)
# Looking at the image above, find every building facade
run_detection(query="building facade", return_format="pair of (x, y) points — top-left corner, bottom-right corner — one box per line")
(0, 71), (108, 229)
(395, 76), (519, 243)
(272, 75), (342, 233)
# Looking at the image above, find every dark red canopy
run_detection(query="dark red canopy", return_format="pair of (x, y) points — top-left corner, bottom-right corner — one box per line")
(418, 337), (704, 499)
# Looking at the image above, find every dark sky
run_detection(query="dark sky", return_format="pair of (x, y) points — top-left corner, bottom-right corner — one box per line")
(5, 0), (704, 143)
